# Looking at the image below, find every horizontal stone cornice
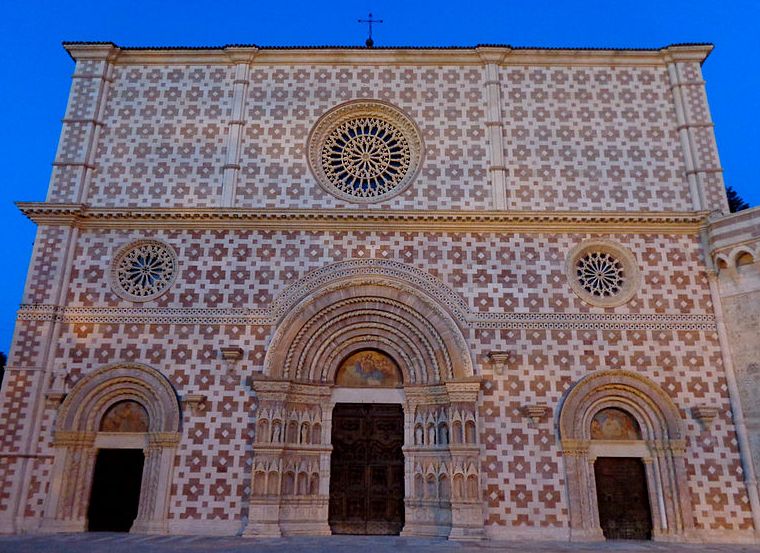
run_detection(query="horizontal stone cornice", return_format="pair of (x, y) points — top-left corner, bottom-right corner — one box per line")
(62, 42), (712, 67)
(17, 203), (710, 234)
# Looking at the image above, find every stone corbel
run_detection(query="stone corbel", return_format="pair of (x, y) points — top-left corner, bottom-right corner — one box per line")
(523, 403), (550, 424)
(221, 346), (245, 384)
(487, 351), (510, 375)
(182, 394), (207, 416)
(220, 346), (244, 362)
(45, 391), (67, 408)
(692, 406), (719, 429)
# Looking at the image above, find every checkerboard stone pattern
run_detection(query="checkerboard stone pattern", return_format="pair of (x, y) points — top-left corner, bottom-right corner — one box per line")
(44, 58), (727, 213)
(62, 229), (712, 316)
(0, 45), (750, 540)
(2, 227), (747, 531)
(88, 65), (234, 207)
(499, 65), (688, 212)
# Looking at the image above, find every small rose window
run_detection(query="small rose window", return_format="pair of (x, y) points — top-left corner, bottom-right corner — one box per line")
(111, 240), (178, 302)
(566, 240), (640, 307)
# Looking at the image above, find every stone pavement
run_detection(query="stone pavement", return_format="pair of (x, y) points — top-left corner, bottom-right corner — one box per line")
(0, 535), (758, 553)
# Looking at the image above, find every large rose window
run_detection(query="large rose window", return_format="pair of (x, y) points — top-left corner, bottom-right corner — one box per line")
(308, 101), (423, 202)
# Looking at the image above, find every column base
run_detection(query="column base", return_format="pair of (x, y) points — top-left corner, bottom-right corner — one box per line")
(131, 518), (169, 535)
(0, 514), (16, 534)
(568, 526), (605, 542)
(243, 499), (282, 537)
(38, 517), (87, 534)
(280, 521), (332, 536)
(242, 523), (282, 538)
(449, 525), (485, 541)
(401, 523), (450, 538)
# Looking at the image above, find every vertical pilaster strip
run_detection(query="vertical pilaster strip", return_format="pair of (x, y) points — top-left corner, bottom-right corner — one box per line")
(666, 57), (701, 211)
(221, 48), (257, 207)
(11, 224), (79, 531)
(477, 48), (509, 210)
(50, 44), (119, 204)
(664, 46), (727, 214)
(4, 56), (94, 524)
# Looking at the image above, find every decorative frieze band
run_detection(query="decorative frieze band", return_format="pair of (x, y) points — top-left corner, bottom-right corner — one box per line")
(16, 303), (716, 331)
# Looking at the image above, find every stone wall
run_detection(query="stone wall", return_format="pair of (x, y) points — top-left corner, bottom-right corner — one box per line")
(709, 206), (760, 512)
(0, 42), (753, 541)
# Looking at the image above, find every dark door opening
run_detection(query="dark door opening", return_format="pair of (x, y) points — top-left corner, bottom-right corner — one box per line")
(594, 457), (653, 540)
(329, 403), (404, 535)
(87, 448), (145, 532)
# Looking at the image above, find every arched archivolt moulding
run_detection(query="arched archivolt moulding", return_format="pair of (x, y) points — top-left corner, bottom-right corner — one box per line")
(41, 363), (180, 535)
(246, 259), (483, 540)
(558, 369), (693, 542)
(263, 259), (474, 384)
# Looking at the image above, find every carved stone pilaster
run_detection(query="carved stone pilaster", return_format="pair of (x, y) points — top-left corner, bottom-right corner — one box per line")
(477, 47), (510, 210)
(221, 49), (257, 207)
(244, 378), (330, 537)
(40, 432), (97, 533)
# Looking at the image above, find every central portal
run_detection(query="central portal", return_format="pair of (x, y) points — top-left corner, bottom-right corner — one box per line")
(329, 403), (405, 535)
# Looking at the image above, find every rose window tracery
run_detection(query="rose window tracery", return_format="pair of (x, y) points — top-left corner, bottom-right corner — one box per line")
(322, 117), (411, 199)
(111, 240), (177, 301)
(308, 101), (423, 203)
(576, 251), (625, 298)
(565, 240), (640, 307)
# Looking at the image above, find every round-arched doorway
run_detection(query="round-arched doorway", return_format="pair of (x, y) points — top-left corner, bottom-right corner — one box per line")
(243, 261), (484, 540)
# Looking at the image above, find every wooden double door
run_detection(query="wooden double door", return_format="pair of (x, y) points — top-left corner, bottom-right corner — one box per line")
(329, 403), (405, 535)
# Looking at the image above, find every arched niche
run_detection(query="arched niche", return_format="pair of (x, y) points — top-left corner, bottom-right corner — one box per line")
(41, 363), (180, 535)
(559, 369), (693, 542)
(99, 400), (150, 432)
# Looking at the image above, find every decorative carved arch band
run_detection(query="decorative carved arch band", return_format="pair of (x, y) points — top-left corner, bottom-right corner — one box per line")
(56, 363), (180, 434)
(270, 259), (470, 326)
(559, 370), (693, 541)
(265, 272), (474, 383)
(42, 363), (180, 535)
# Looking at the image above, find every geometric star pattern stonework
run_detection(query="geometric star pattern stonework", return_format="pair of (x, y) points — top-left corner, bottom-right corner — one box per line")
(4, 42), (759, 544)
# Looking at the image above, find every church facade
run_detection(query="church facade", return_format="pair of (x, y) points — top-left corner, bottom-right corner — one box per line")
(1, 41), (760, 543)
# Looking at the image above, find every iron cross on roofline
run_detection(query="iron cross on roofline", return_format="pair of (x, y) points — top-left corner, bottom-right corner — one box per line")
(358, 12), (383, 48)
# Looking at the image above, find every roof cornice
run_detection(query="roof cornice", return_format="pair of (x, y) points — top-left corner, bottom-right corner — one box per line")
(61, 41), (713, 66)
(16, 203), (710, 234)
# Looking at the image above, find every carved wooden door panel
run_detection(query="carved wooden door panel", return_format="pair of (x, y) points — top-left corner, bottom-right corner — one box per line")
(329, 403), (404, 535)
(594, 457), (653, 540)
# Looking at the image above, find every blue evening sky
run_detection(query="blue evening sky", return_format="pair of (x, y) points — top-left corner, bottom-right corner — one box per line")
(0, 0), (758, 354)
